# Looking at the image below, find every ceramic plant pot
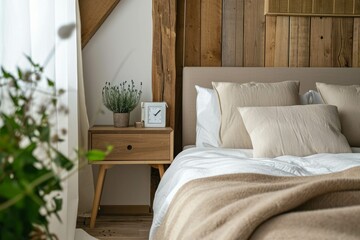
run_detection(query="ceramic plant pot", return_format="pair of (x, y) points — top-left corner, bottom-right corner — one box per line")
(113, 112), (129, 128)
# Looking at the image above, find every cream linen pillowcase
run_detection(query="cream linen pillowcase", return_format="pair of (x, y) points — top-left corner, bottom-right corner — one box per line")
(212, 81), (300, 149)
(316, 82), (360, 147)
(239, 105), (352, 158)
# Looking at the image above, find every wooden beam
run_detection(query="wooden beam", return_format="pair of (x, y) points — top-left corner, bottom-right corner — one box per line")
(79, 0), (120, 48)
(152, 0), (176, 128)
(151, 0), (177, 210)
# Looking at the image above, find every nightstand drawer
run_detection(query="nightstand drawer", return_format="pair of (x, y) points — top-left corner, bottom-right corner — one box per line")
(91, 133), (170, 161)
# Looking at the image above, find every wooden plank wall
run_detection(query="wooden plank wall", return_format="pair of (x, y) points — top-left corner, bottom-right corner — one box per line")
(178, 0), (360, 68)
(266, 0), (360, 16)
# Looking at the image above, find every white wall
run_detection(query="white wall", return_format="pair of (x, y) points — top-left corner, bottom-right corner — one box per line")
(82, 0), (152, 205)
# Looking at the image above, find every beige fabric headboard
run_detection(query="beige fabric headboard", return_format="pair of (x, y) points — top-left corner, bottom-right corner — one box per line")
(182, 67), (360, 147)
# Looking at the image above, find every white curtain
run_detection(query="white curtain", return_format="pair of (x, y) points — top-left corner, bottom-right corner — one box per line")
(0, 1), (84, 239)
(76, 0), (96, 217)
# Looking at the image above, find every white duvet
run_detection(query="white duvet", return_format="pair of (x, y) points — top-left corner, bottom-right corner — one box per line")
(150, 147), (360, 239)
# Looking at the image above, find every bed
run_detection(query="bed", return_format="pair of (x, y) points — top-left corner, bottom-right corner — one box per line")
(150, 67), (360, 240)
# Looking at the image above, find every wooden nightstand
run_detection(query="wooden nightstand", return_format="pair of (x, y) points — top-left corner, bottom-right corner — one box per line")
(88, 126), (174, 228)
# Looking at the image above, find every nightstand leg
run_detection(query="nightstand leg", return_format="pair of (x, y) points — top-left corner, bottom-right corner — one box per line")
(157, 164), (165, 178)
(150, 164), (165, 178)
(90, 164), (111, 228)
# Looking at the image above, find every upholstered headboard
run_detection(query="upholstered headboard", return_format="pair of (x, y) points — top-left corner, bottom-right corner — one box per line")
(182, 67), (360, 147)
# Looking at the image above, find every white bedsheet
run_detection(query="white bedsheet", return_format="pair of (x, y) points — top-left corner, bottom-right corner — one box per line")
(150, 147), (360, 239)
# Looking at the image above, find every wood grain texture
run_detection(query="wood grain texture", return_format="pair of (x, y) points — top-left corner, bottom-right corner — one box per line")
(310, 17), (333, 66)
(98, 205), (150, 215)
(334, 0), (353, 14)
(288, 0), (312, 13)
(331, 18), (353, 67)
(244, 0), (266, 66)
(266, 0), (360, 16)
(235, 0), (245, 66)
(79, 0), (120, 48)
(92, 134), (170, 160)
(222, 0), (244, 66)
(89, 126), (173, 161)
(356, 0), (360, 14)
(313, 0), (334, 14)
(184, 0), (201, 66)
(222, 0), (237, 66)
(265, 16), (290, 67)
(152, 0), (176, 130)
(201, 0), (223, 66)
(289, 17), (310, 66)
(78, 215), (152, 240)
(353, 18), (360, 67)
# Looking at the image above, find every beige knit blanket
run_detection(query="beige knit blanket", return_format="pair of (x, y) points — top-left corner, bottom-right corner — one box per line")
(155, 166), (360, 240)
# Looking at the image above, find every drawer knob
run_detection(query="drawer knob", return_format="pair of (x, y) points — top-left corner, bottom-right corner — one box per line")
(127, 145), (133, 151)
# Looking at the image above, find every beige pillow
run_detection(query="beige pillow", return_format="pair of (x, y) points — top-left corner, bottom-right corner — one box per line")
(316, 82), (360, 147)
(239, 105), (351, 158)
(212, 81), (300, 148)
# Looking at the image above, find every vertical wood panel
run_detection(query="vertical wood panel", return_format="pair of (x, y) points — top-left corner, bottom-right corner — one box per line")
(200, 0), (223, 66)
(235, 0), (244, 66)
(353, 18), (360, 67)
(265, 16), (276, 66)
(355, 0), (360, 14)
(310, 17), (333, 66)
(278, 0), (289, 12)
(334, 0), (353, 14)
(313, 0), (333, 14)
(222, 0), (237, 66)
(268, 0), (278, 12)
(268, 0), (289, 12)
(332, 18), (353, 67)
(244, 0), (265, 66)
(265, 16), (290, 66)
(289, 17), (310, 66)
(184, 0), (201, 66)
(288, 0), (312, 13)
(222, 0), (244, 66)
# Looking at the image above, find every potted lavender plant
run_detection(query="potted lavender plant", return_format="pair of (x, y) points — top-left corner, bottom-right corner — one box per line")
(102, 80), (142, 127)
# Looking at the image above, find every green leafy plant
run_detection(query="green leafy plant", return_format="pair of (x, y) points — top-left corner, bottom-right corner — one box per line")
(0, 56), (107, 240)
(102, 80), (142, 113)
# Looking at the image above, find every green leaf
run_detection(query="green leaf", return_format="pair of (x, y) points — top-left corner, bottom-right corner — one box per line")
(86, 149), (107, 161)
(16, 67), (23, 79)
(24, 54), (36, 66)
(0, 179), (22, 199)
(1, 66), (13, 78)
(54, 150), (74, 171)
(47, 78), (55, 87)
(105, 145), (114, 155)
(38, 126), (50, 142)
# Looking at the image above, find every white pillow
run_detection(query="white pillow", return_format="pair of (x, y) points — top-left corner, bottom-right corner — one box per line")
(195, 86), (220, 147)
